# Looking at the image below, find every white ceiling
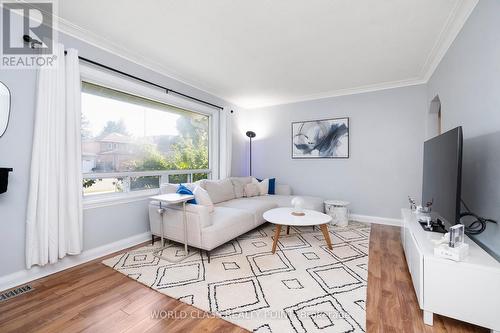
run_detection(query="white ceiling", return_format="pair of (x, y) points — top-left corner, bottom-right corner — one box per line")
(57, 0), (477, 109)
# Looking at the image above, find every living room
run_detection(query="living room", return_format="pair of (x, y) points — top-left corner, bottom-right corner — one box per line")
(0, 1), (499, 332)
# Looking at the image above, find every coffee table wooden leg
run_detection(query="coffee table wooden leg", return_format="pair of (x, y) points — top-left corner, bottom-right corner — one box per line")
(320, 224), (333, 250)
(272, 225), (282, 254)
(286, 226), (290, 235)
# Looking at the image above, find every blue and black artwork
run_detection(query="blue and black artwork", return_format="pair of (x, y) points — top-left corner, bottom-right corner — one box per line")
(292, 118), (349, 158)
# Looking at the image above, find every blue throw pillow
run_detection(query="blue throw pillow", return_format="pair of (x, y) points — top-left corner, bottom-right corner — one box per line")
(268, 178), (276, 195)
(256, 178), (276, 195)
(176, 184), (197, 204)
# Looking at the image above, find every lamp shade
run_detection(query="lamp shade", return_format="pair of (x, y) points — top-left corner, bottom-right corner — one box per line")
(246, 131), (256, 138)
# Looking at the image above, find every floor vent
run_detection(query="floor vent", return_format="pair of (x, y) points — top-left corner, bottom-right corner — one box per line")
(0, 284), (34, 302)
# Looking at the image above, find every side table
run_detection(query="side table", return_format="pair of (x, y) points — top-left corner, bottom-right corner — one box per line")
(324, 200), (350, 227)
(149, 193), (197, 263)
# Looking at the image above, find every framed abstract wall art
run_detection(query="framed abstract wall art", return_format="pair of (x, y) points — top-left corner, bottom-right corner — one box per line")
(292, 117), (349, 159)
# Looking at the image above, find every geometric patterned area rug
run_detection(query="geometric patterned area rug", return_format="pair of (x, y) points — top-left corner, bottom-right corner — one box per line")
(103, 221), (371, 332)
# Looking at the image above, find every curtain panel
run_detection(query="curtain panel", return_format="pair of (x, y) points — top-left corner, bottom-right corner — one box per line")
(25, 45), (83, 269)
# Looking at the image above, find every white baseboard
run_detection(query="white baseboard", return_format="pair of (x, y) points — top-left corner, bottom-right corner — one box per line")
(350, 214), (401, 227)
(0, 232), (151, 293)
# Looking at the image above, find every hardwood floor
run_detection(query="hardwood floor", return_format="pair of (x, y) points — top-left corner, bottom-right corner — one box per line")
(0, 224), (489, 333)
(366, 224), (488, 333)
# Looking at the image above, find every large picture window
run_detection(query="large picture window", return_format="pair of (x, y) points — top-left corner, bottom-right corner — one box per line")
(81, 81), (210, 196)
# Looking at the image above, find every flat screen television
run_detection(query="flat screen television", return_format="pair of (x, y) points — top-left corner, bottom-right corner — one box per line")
(422, 127), (463, 230)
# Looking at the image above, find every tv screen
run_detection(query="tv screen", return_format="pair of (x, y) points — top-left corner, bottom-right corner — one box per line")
(422, 127), (463, 229)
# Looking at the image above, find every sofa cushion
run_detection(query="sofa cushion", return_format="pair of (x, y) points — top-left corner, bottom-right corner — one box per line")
(244, 183), (259, 197)
(215, 198), (278, 225)
(230, 176), (253, 185)
(253, 177), (276, 195)
(230, 177), (253, 198)
(194, 185), (214, 213)
(275, 184), (292, 195)
(204, 179), (236, 204)
(252, 177), (268, 195)
(252, 195), (325, 212)
(202, 207), (255, 250)
(231, 179), (245, 198)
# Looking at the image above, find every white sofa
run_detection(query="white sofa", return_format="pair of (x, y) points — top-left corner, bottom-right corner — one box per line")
(148, 177), (324, 261)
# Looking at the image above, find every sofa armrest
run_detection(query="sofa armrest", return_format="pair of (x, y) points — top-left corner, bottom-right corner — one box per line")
(148, 202), (211, 248)
(275, 184), (292, 195)
(169, 203), (211, 226)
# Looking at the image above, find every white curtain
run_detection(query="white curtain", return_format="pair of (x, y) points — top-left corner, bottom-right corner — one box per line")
(26, 45), (83, 269)
(219, 109), (233, 179)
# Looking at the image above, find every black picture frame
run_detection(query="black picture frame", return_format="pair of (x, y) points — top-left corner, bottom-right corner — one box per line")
(291, 117), (350, 159)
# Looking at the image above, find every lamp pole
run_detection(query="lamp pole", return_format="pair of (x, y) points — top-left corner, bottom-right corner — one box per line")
(245, 131), (256, 176)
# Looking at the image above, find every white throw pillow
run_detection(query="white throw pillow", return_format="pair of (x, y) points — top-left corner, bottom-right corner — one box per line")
(231, 179), (245, 198)
(193, 186), (214, 213)
(252, 178), (269, 196)
(244, 183), (259, 197)
(204, 179), (236, 204)
(195, 179), (206, 189)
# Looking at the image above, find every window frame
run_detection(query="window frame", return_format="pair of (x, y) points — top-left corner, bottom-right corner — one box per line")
(80, 63), (219, 209)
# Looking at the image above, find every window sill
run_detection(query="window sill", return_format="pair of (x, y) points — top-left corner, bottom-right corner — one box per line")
(83, 189), (160, 210)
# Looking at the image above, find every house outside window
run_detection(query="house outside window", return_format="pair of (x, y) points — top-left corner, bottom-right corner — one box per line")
(80, 80), (212, 199)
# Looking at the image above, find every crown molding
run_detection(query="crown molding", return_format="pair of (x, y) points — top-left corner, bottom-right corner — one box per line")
(54, 0), (477, 109)
(419, 0), (478, 82)
(240, 77), (427, 109)
(55, 16), (227, 106)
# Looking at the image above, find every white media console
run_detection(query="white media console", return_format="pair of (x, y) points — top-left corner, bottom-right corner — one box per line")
(401, 209), (500, 332)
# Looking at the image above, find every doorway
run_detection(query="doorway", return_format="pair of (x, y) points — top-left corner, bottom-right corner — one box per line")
(427, 95), (442, 139)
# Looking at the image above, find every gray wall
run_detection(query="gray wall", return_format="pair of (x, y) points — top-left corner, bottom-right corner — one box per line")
(427, 0), (500, 256)
(232, 85), (427, 218)
(428, 0), (500, 141)
(0, 28), (235, 278)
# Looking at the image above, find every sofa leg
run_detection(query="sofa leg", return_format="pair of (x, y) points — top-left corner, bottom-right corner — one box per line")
(151, 235), (155, 245)
(286, 226), (290, 235)
(206, 250), (211, 263)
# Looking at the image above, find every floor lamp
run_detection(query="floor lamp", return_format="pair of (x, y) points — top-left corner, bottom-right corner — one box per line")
(246, 131), (256, 176)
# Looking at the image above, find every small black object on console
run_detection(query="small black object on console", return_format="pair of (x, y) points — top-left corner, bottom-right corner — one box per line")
(418, 218), (447, 234)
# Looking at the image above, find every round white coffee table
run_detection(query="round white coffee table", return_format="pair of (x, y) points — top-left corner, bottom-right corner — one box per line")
(263, 207), (333, 254)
